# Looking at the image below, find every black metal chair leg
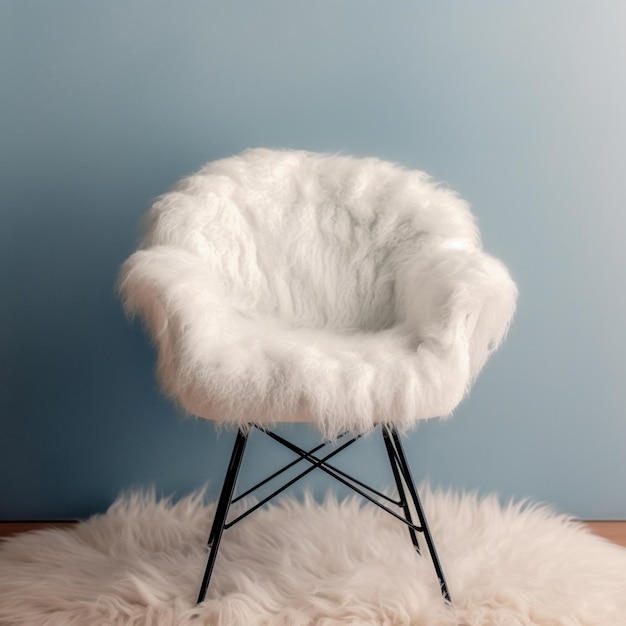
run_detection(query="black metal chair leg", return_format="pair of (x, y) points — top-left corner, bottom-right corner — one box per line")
(389, 427), (452, 603)
(381, 426), (421, 554)
(197, 429), (249, 604)
(196, 425), (451, 606)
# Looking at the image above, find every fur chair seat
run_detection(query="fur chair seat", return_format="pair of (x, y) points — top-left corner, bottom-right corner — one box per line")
(119, 149), (517, 438)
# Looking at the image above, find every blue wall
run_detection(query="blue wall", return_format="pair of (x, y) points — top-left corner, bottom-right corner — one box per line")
(2, 1), (625, 521)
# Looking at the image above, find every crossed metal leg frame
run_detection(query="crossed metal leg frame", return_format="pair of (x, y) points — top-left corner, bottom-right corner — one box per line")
(196, 425), (451, 605)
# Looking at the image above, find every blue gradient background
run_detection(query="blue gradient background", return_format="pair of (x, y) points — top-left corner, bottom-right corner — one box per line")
(1, 1), (625, 520)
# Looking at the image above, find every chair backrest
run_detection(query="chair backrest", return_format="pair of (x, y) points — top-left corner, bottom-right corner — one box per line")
(139, 148), (481, 334)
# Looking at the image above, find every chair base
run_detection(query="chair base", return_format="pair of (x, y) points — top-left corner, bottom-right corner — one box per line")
(197, 425), (451, 605)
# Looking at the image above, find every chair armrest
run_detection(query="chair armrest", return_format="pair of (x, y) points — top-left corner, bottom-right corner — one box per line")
(397, 239), (517, 380)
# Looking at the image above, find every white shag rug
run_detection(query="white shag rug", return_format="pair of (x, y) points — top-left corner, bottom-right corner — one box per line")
(1, 489), (625, 626)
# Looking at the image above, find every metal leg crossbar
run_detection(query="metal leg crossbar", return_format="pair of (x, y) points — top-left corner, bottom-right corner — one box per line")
(196, 425), (451, 604)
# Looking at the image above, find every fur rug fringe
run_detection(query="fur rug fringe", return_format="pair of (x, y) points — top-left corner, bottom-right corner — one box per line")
(1, 488), (625, 625)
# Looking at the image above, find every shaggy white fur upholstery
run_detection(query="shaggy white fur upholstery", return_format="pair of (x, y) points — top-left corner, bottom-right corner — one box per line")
(1, 489), (625, 625)
(119, 149), (517, 436)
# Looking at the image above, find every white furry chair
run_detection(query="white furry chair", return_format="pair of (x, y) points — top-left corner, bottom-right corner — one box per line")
(119, 148), (517, 604)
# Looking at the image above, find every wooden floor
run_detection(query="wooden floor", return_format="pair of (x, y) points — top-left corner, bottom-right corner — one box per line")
(1, 521), (626, 547)
(584, 521), (626, 548)
(0, 521), (78, 538)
